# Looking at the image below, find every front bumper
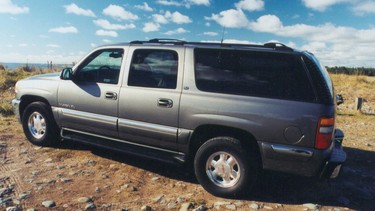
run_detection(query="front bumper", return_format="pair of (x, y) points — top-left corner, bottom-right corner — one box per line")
(320, 128), (346, 178)
(11, 99), (21, 122)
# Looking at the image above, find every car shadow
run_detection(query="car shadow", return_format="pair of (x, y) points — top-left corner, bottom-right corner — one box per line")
(57, 140), (375, 210)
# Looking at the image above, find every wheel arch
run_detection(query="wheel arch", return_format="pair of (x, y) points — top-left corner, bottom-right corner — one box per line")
(189, 124), (262, 165)
(19, 95), (52, 120)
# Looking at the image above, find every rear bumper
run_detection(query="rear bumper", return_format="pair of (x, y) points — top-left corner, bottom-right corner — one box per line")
(260, 128), (346, 178)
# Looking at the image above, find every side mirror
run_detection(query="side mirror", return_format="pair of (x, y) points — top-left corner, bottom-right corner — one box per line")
(336, 94), (344, 106)
(60, 68), (73, 80)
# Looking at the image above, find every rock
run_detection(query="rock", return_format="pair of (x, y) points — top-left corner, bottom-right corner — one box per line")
(0, 188), (11, 197)
(95, 187), (101, 193)
(152, 195), (164, 203)
(6, 207), (21, 211)
(192, 205), (207, 211)
(249, 203), (259, 210)
(167, 202), (177, 209)
(234, 201), (244, 206)
(60, 178), (73, 183)
(13, 199), (21, 205)
(176, 197), (185, 203)
(42, 200), (56, 208)
(26, 209), (37, 211)
(151, 177), (160, 181)
(56, 165), (65, 170)
(130, 186), (137, 192)
(263, 205), (273, 210)
(302, 203), (319, 210)
(214, 201), (231, 206)
(226, 204), (236, 210)
(44, 158), (53, 163)
(180, 202), (192, 211)
(78, 197), (92, 203)
(87, 160), (96, 166)
(85, 203), (96, 210)
(141, 205), (152, 211)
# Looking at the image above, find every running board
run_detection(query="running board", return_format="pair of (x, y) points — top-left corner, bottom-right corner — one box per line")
(61, 128), (186, 164)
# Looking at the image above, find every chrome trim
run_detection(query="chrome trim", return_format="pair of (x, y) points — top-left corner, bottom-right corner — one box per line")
(118, 118), (177, 136)
(271, 144), (313, 157)
(61, 127), (184, 155)
(61, 108), (117, 125)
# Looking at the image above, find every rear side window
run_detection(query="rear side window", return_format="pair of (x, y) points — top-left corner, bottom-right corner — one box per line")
(195, 48), (316, 102)
(128, 49), (178, 89)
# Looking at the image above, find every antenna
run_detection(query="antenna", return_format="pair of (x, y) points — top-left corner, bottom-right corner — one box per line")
(220, 27), (226, 44)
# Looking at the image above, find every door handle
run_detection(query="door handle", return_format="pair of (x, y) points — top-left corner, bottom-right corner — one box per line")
(105, 92), (117, 100)
(158, 98), (173, 108)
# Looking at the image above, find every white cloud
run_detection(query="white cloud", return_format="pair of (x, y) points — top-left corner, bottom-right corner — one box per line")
(165, 11), (192, 24)
(96, 30), (118, 37)
(143, 22), (160, 32)
(153, 14), (169, 24)
(164, 27), (189, 35)
(103, 39), (112, 43)
(19, 43), (28, 47)
(47, 44), (60, 48)
(152, 11), (192, 25)
(64, 3), (96, 17)
(156, 0), (183, 6)
(235, 0), (264, 11)
(203, 32), (218, 36)
(49, 26), (78, 34)
(94, 19), (135, 30)
(103, 4), (138, 21)
(248, 15), (283, 33)
(301, 0), (349, 12)
(0, 0), (29, 14)
(90, 43), (97, 48)
(135, 2), (153, 12)
(206, 9), (249, 28)
(188, 0), (210, 6)
(353, 1), (375, 15)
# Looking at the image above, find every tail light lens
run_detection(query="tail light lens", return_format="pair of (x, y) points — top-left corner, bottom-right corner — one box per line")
(315, 117), (334, 149)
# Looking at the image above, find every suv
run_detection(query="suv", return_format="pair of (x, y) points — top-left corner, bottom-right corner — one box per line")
(12, 39), (346, 197)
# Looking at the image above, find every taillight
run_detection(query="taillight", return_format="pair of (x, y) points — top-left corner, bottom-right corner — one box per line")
(315, 117), (334, 149)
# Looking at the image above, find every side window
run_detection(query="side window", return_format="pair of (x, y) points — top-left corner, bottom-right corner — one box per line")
(128, 49), (178, 89)
(195, 48), (316, 102)
(74, 49), (123, 84)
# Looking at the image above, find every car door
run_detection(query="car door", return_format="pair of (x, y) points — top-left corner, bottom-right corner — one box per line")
(57, 48), (125, 137)
(118, 47), (183, 151)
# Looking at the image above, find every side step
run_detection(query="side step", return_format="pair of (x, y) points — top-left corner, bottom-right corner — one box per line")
(61, 128), (187, 165)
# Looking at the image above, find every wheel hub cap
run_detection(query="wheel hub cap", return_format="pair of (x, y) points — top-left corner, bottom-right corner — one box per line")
(28, 112), (46, 139)
(206, 151), (241, 188)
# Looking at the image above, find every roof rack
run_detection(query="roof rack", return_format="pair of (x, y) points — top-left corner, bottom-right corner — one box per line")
(129, 39), (293, 51)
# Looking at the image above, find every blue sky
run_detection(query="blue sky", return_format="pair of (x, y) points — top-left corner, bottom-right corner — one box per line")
(1, 0), (375, 67)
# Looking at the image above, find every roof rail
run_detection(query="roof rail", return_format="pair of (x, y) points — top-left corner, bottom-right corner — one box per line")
(129, 39), (293, 51)
(130, 38), (186, 45)
(264, 42), (293, 51)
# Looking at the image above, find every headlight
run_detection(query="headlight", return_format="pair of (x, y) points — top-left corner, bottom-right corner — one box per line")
(14, 82), (19, 94)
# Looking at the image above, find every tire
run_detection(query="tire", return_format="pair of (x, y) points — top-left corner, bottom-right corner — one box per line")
(194, 136), (259, 197)
(22, 102), (59, 146)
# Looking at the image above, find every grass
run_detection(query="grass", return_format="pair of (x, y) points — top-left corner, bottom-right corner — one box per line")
(0, 68), (60, 116)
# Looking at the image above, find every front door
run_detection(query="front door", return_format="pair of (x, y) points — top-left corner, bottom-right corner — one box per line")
(58, 48), (124, 137)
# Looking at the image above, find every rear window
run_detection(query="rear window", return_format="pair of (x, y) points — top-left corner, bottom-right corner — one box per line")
(194, 48), (316, 102)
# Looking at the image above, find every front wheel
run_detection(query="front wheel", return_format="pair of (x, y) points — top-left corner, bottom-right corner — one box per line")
(22, 102), (59, 146)
(194, 137), (259, 197)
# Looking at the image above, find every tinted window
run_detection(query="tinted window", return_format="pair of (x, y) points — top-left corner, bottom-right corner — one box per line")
(195, 48), (316, 102)
(128, 49), (178, 89)
(75, 49), (123, 84)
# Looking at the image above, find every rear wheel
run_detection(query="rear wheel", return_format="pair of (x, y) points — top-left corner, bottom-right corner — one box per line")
(194, 136), (259, 197)
(22, 102), (59, 146)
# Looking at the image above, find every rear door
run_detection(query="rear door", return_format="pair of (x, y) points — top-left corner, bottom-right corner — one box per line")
(118, 46), (184, 151)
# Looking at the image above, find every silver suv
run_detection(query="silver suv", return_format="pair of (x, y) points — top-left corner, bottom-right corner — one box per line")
(12, 39), (346, 197)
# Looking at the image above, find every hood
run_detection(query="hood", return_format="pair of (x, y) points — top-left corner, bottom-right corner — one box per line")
(26, 72), (61, 80)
